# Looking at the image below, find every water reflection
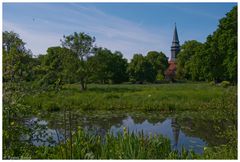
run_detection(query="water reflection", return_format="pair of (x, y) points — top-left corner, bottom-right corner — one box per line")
(107, 116), (206, 154)
(171, 118), (180, 150)
(25, 117), (64, 146)
(28, 112), (210, 154)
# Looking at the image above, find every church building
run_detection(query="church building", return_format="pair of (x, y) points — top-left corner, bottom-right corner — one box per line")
(165, 24), (180, 81)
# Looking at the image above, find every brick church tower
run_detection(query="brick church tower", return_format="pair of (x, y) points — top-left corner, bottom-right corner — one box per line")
(165, 23), (180, 81)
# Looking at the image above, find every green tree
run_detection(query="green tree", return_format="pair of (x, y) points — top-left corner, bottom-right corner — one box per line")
(61, 32), (95, 90)
(211, 5), (237, 83)
(3, 31), (33, 82)
(38, 47), (80, 90)
(128, 54), (155, 83)
(176, 40), (203, 80)
(145, 51), (169, 80)
(176, 6), (237, 83)
(88, 48), (128, 84)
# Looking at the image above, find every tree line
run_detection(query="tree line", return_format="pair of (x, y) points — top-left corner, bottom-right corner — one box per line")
(176, 6), (237, 83)
(2, 6), (237, 90)
(3, 32), (169, 91)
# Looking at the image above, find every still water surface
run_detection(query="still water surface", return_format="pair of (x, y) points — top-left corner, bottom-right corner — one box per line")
(25, 111), (227, 155)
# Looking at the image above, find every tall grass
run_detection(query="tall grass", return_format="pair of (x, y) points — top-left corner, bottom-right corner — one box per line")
(32, 127), (200, 159)
(23, 83), (232, 113)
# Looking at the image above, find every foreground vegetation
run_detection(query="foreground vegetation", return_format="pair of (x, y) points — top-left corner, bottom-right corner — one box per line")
(31, 128), (199, 159)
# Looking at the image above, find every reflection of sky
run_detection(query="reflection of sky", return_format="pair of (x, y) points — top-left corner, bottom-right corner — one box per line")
(27, 115), (207, 154)
(26, 117), (64, 146)
(110, 116), (206, 154)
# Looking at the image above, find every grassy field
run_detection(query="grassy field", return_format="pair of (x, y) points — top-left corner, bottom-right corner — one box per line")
(24, 82), (236, 115)
(4, 82), (237, 159)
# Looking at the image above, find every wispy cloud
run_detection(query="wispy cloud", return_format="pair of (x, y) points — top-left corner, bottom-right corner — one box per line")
(3, 4), (170, 60)
(3, 21), (61, 56)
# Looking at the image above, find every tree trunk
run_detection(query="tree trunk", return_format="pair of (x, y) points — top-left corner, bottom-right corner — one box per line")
(80, 78), (87, 91)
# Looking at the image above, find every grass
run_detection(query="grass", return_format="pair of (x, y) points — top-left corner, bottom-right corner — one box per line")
(29, 126), (236, 159)
(23, 82), (233, 114)
(31, 128), (199, 159)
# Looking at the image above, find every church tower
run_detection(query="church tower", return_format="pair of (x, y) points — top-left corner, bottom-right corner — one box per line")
(171, 23), (180, 61)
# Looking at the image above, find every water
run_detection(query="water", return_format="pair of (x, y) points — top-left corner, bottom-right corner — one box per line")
(109, 116), (206, 154)
(25, 111), (228, 155)
(25, 117), (64, 146)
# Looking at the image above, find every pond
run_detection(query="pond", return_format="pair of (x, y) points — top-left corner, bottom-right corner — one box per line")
(25, 110), (230, 155)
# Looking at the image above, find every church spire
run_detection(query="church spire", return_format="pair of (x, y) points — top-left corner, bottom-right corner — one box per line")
(173, 23), (179, 44)
(171, 23), (180, 61)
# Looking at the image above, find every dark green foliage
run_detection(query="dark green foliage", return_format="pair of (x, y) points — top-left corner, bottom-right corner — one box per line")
(176, 6), (237, 83)
(88, 48), (128, 84)
(37, 47), (80, 90)
(128, 51), (168, 83)
(61, 32), (95, 90)
(3, 82), (35, 159)
(146, 51), (169, 80)
(176, 40), (203, 80)
(3, 31), (35, 82)
(128, 54), (156, 83)
(3, 31), (26, 53)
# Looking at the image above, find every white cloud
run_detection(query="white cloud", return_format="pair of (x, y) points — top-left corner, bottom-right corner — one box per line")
(3, 4), (171, 60)
(3, 21), (62, 55)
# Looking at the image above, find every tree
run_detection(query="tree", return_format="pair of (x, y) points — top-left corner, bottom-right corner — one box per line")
(212, 6), (237, 83)
(145, 51), (169, 80)
(38, 47), (80, 90)
(88, 48), (112, 83)
(61, 32), (95, 91)
(88, 48), (128, 84)
(128, 54), (155, 83)
(110, 51), (128, 83)
(175, 6), (237, 83)
(3, 31), (33, 82)
(3, 31), (26, 53)
(176, 40), (203, 80)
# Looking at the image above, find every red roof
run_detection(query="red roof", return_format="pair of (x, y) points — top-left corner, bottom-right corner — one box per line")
(165, 61), (177, 79)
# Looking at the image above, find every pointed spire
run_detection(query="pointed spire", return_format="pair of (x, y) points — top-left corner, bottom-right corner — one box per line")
(173, 23), (179, 43)
(170, 23), (180, 61)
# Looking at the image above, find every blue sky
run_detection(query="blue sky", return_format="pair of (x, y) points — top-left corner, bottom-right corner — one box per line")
(3, 3), (236, 60)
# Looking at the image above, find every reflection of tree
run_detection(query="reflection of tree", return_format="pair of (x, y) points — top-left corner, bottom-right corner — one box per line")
(178, 117), (231, 146)
(147, 117), (166, 124)
(131, 116), (146, 124)
(171, 118), (180, 149)
(130, 113), (167, 125)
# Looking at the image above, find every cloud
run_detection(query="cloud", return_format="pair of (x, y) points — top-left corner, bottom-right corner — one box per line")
(3, 4), (171, 60)
(3, 21), (61, 55)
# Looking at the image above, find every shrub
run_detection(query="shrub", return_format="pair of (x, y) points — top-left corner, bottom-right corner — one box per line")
(209, 81), (215, 86)
(220, 81), (230, 88)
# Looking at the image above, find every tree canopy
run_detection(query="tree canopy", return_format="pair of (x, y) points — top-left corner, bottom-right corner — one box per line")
(176, 6), (237, 83)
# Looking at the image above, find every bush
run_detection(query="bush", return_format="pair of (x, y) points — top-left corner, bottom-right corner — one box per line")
(220, 81), (230, 88)
(209, 81), (215, 86)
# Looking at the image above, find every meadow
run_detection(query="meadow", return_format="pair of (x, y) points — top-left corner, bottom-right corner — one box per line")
(24, 82), (234, 113)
